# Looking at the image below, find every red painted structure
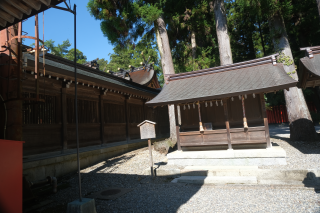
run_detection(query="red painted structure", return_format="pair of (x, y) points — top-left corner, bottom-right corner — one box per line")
(0, 140), (24, 213)
(267, 102), (317, 124)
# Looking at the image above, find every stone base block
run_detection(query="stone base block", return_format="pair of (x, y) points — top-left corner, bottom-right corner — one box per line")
(175, 176), (257, 184)
(167, 147), (286, 166)
(67, 198), (97, 213)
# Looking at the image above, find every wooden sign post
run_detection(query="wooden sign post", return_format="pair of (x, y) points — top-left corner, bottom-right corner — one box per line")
(138, 120), (156, 177)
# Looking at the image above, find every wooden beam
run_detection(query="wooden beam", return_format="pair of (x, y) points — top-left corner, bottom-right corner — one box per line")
(0, 2), (23, 19)
(0, 17), (6, 28)
(99, 94), (105, 145)
(0, 10), (14, 23)
(260, 93), (271, 148)
(6, 0), (32, 15)
(124, 96), (130, 143)
(22, 0), (41, 11)
(174, 104), (181, 151)
(39, 0), (51, 6)
(223, 98), (232, 150)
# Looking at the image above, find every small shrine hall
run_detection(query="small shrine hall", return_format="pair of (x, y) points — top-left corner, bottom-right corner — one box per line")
(147, 54), (297, 151)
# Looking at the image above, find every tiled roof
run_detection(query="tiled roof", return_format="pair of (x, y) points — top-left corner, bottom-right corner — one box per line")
(300, 53), (320, 77)
(25, 53), (159, 96)
(146, 58), (297, 106)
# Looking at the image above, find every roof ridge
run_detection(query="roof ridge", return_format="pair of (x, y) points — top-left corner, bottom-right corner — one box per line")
(167, 54), (279, 81)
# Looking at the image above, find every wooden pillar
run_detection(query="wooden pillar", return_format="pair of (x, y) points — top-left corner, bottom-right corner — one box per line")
(61, 86), (68, 150)
(143, 100), (146, 120)
(241, 95), (249, 130)
(223, 98), (232, 150)
(99, 94), (105, 145)
(125, 96), (130, 143)
(174, 104), (181, 151)
(197, 102), (204, 132)
(260, 93), (272, 148)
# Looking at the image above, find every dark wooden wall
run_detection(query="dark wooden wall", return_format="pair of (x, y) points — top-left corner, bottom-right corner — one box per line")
(21, 73), (169, 156)
(180, 94), (263, 132)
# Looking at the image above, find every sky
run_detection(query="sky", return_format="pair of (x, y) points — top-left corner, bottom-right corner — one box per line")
(22, 1), (114, 62)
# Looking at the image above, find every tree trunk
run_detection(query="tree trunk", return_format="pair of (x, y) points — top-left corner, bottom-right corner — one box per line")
(154, 16), (177, 142)
(317, 0), (320, 20)
(269, 12), (317, 141)
(191, 30), (197, 70)
(213, 0), (233, 65)
(257, 18), (266, 56)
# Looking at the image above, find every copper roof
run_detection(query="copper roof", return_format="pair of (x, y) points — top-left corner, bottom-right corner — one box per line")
(300, 53), (320, 77)
(130, 68), (155, 85)
(146, 55), (297, 106)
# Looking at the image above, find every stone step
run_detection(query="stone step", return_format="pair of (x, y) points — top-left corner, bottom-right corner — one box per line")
(181, 166), (258, 177)
(175, 176), (258, 184)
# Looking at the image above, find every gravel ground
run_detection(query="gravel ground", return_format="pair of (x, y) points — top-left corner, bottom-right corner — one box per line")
(260, 137), (320, 169)
(34, 144), (320, 213)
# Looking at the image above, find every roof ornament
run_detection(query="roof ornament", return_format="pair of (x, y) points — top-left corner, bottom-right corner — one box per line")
(306, 48), (314, 59)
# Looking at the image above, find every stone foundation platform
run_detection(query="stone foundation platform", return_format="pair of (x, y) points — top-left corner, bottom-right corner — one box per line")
(167, 146), (286, 166)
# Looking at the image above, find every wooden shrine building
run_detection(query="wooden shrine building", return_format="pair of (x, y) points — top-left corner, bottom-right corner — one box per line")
(298, 46), (320, 88)
(147, 54), (297, 150)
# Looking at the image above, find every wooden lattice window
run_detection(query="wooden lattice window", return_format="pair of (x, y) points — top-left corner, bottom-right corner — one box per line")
(129, 104), (143, 123)
(67, 98), (98, 123)
(22, 92), (57, 124)
(104, 103), (125, 123)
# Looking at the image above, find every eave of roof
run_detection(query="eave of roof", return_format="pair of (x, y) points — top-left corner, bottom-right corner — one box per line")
(0, 0), (62, 31)
(299, 53), (320, 78)
(25, 53), (160, 96)
(146, 57), (297, 106)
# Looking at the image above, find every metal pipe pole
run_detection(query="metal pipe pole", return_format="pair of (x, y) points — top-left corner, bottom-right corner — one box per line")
(73, 4), (82, 202)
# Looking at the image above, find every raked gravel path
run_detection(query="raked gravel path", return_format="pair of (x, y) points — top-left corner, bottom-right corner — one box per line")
(37, 143), (320, 213)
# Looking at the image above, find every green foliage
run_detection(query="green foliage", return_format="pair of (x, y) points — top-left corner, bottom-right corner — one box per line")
(276, 51), (293, 66)
(31, 39), (87, 64)
(64, 48), (87, 64)
(102, 34), (161, 81)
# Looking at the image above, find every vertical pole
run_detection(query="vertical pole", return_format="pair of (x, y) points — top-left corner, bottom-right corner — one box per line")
(223, 99), (232, 150)
(241, 95), (248, 130)
(35, 15), (39, 101)
(260, 93), (272, 148)
(17, 22), (22, 99)
(148, 139), (154, 177)
(197, 102), (204, 132)
(73, 4), (82, 202)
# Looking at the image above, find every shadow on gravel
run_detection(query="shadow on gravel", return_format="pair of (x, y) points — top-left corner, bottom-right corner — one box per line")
(271, 136), (320, 155)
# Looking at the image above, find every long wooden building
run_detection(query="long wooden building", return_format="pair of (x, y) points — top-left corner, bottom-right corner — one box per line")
(147, 54), (297, 150)
(0, 50), (169, 181)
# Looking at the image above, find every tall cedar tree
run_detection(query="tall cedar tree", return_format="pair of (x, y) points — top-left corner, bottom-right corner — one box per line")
(87, 0), (177, 142)
(239, 0), (317, 141)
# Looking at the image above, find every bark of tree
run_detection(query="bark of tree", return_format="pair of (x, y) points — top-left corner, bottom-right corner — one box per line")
(154, 16), (177, 142)
(269, 12), (317, 141)
(213, 0), (233, 65)
(317, 0), (320, 20)
(191, 30), (197, 70)
(257, 18), (266, 56)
